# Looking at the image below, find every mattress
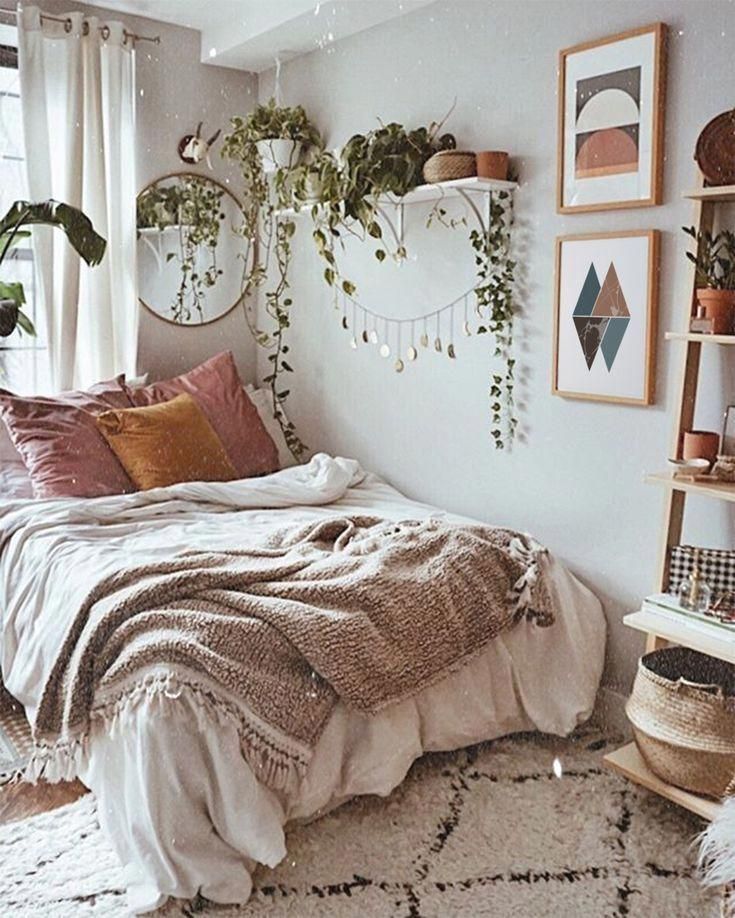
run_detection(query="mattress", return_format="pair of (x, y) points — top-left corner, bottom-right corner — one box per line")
(0, 455), (606, 913)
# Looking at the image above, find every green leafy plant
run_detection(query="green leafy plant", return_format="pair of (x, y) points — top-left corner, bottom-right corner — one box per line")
(222, 101), (324, 460)
(0, 200), (106, 339)
(683, 225), (735, 290)
(303, 121), (456, 295)
(138, 178), (226, 323)
(472, 192), (517, 447)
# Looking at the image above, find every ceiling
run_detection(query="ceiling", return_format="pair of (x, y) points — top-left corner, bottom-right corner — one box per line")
(95, 0), (437, 72)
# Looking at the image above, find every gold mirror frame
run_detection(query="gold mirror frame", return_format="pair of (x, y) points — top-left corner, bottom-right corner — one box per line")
(136, 171), (251, 328)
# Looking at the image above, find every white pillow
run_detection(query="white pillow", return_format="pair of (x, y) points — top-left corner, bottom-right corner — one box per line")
(245, 385), (297, 469)
(0, 462), (33, 500)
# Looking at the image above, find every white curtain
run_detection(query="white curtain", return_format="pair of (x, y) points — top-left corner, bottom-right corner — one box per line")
(18, 5), (138, 390)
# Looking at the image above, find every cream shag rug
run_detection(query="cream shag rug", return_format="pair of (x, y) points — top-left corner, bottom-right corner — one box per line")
(0, 731), (718, 917)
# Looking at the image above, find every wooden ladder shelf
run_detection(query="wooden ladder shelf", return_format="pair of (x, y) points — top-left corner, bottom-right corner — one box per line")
(603, 176), (735, 822)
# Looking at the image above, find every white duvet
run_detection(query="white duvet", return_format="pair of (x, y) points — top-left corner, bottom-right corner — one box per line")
(0, 455), (606, 913)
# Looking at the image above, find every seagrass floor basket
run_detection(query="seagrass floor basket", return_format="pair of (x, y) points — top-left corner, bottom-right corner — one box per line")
(626, 647), (735, 799)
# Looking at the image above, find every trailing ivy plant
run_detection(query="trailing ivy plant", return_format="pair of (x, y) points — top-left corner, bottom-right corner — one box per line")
(300, 121), (456, 297)
(472, 191), (517, 448)
(222, 100), (323, 460)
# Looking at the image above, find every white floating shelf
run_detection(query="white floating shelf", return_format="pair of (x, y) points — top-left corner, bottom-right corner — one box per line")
(666, 331), (735, 344)
(683, 184), (735, 203)
(379, 176), (517, 205)
(277, 176), (517, 217)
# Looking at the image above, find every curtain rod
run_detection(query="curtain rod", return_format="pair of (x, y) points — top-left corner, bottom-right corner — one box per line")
(2, 9), (161, 46)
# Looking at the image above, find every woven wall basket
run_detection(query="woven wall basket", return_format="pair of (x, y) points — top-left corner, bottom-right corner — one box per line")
(695, 109), (735, 186)
(423, 150), (476, 184)
(626, 647), (735, 799)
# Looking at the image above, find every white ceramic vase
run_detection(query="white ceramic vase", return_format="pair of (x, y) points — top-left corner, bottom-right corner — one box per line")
(256, 139), (302, 173)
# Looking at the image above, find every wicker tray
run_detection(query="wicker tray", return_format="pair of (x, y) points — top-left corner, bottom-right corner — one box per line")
(695, 110), (735, 186)
(626, 647), (735, 798)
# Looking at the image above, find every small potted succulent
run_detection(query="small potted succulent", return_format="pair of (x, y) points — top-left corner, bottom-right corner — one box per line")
(683, 225), (735, 333)
(232, 97), (322, 173)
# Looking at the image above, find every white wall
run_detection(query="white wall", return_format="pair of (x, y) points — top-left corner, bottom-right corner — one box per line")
(258, 0), (735, 694)
(23, 0), (259, 382)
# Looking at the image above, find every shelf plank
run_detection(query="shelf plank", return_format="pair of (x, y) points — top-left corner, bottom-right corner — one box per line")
(277, 176), (518, 216)
(379, 176), (518, 205)
(604, 742), (721, 821)
(665, 331), (735, 345)
(645, 471), (735, 502)
(623, 609), (735, 664)
(683, 185), (735, 203)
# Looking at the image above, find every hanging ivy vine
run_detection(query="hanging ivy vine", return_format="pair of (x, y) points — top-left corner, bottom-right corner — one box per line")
(472, 190), (517, 447)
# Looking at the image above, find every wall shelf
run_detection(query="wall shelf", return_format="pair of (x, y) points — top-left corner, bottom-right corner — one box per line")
(683, 184), (735, 203)
(645, 471), (735, 503)
(277, 176), (517, 217)
(665, 331), (735, 345)
(604, 742), (720, 822)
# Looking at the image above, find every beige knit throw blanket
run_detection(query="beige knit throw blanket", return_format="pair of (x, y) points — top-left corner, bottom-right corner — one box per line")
(28, 515), (554, 790)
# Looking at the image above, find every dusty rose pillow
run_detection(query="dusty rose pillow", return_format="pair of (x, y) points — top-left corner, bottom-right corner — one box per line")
(125, 352), (279, 479)
(0, 377), (136, 498)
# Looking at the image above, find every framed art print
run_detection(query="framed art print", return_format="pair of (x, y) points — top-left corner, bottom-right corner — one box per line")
(557, 23), (666, 213)
(552, 230), (659, 405)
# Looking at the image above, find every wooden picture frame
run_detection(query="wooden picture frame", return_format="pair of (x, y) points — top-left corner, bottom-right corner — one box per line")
(557, 23), (667, 214)
(552, 230), (659, 405)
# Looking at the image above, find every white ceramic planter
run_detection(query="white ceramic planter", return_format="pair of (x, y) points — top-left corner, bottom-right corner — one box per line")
(256, 139), (302, 173)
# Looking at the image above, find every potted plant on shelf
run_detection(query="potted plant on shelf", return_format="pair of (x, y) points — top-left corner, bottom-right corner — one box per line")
(0, 200), (106, 338)
(683, 225), (735, 334)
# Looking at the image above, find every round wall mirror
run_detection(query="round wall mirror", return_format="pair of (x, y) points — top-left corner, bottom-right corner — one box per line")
(136, 172), (251, 326)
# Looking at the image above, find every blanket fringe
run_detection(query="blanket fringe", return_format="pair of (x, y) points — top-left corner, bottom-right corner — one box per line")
(25, 671), (309, 794)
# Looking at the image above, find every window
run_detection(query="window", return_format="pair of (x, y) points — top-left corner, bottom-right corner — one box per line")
(0, 20), (50, 394)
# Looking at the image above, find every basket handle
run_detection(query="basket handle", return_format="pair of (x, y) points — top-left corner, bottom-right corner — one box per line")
(675, 677), (725, 698)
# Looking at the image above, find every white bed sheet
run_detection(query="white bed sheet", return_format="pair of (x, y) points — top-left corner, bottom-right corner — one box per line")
(0, 455), (606, 913)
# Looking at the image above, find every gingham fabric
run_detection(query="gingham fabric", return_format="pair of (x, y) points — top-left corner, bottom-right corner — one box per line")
(668, 545), (735, 602)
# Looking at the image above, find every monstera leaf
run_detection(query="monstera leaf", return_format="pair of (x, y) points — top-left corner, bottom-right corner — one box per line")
(0, 200), (106, 338)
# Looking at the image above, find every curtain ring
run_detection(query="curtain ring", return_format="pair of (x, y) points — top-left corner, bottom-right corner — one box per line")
(101, 25), (110, 41)
(64, 17), (73, 33)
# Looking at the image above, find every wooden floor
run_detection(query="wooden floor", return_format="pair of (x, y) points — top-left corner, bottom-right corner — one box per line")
(0, 778), (88, 827)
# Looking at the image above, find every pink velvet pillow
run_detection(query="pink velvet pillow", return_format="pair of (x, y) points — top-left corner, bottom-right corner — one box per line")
(125, 352), (279, 479)
(0, 377), (136, 498)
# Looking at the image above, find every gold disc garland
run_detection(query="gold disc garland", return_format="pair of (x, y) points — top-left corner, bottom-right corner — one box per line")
(336, 285), (481, 372)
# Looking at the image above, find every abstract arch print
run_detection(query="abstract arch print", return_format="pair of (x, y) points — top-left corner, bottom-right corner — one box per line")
(557, 23), (666, 212)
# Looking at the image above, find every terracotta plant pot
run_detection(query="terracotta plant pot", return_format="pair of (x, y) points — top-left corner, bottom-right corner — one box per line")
(695, 288), (735, 335)
(682, 430), (720, 466)
(476, 150), (509, 181)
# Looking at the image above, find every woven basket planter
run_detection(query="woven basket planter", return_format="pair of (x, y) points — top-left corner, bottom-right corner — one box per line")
(626, 647), (735, 799)
(423, 150), (476, 184)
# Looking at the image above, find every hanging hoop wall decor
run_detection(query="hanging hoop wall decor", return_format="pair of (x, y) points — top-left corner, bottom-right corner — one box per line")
(315, 181), (517, 447)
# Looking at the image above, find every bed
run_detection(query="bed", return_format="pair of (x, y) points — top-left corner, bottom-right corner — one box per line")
(0, 453), (606, 914)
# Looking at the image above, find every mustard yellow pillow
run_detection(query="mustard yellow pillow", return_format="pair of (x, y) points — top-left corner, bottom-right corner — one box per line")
(96, 392), (238, 490)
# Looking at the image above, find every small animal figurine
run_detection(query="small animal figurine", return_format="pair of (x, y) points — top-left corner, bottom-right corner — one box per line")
(178, 123), (221, 169)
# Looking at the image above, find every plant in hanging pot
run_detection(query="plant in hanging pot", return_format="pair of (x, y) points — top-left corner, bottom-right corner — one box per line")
(240, 97), (322, 173)
(222, 102), (323, 461)
(683, 225), (735, 334)
(0, 200), (106, 339)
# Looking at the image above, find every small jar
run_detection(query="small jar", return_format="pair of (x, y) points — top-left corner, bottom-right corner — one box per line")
(677, 560), (712, 613)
